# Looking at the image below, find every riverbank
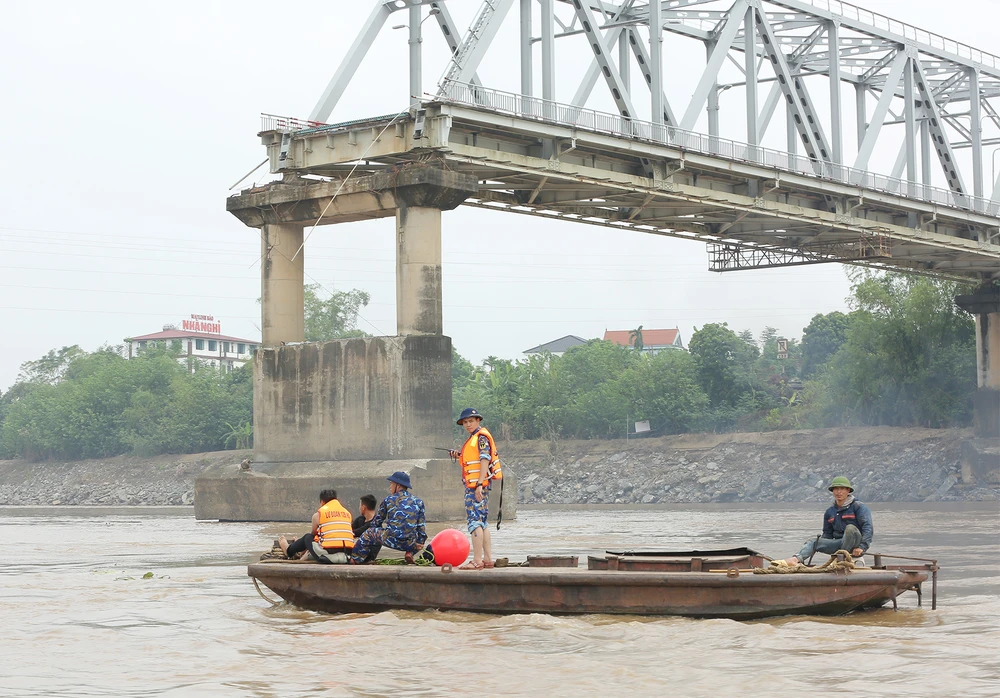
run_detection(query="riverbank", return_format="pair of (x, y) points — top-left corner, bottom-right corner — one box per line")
(0, 450), (248, 506)
(0, 427), (995, 506)
(504, 426), (998, 504)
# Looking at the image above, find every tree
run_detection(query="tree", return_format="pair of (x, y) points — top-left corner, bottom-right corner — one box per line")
(2, 346), (254, 460)
(823, 273), (975, 427)
(629, 325), (644, 352)
(17, 345), (86, 384)
(801, 311), (853, 377)
(688, 323), (760, 408)
(638, 351), (710, 434)
(301, 284), (371, 341)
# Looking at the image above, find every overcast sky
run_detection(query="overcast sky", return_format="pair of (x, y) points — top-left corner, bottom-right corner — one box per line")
(0, 0), (994, 391)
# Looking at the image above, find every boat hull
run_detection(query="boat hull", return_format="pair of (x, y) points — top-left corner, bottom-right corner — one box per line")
(247, 563), (927, 619)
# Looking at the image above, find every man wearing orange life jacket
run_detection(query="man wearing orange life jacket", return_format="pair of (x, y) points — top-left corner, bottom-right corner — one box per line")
(278, 489), (354, 564)
(448, 407), (502, 570)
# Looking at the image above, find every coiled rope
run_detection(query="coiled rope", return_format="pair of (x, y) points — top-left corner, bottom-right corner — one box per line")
(754, 550), (857, 574)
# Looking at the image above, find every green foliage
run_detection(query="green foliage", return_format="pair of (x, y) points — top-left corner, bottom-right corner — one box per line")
(1, 273), (978, 460)
(302, 284), (371, 342)
(224, 422), (253, 450)
(451, 272), (975, 440)
(688, 323), (759, 408)
(1, 346), (253, 460)
(801, 311), (853, 377)
(17, 345), (87, 384)
(452, 341), (710, 441)
(819, 274), (976, 427)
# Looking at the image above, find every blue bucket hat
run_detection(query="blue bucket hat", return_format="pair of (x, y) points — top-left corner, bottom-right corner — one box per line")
(457, 407), (484, 425)
(387, 471), (411, 489)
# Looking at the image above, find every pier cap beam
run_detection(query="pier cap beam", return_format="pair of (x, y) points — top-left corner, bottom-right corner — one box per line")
(226, 163), (478, 228)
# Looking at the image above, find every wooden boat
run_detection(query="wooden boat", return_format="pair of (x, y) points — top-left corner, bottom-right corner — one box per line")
(248, 548), (937, 620)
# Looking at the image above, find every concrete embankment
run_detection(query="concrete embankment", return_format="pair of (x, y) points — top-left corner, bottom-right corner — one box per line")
(0, 428), (996, 506)
(503, 427), (998, 504)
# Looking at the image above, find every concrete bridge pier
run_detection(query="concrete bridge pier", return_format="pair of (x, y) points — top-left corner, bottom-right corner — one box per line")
(956, 284), (1000, 484)
(396, 204), (443, 336)
(261, 223), (305, 345)
(198, 164), (519, 523)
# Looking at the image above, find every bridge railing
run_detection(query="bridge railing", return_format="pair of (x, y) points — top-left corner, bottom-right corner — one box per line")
(261, 113), (328, 132)
(788, 0), (998, 70)
(438, 82), (999, 217)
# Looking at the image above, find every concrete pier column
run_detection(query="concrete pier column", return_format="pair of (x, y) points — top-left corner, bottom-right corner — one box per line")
(956, 285), (1000, 439)
(396, 205), (443, 335)
(261, 223), (305, 346)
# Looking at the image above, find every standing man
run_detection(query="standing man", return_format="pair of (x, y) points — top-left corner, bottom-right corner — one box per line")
(782, 476), (874, 565)
(278, 489), (354, 564)
(448, 407), (502, 570)
(350, 473), (427, 564)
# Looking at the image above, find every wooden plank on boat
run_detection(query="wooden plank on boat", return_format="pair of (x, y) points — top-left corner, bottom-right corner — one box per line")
(526, 555), (579, 568)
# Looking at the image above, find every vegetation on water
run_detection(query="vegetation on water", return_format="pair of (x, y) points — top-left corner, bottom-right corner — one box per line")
(0, 273), (977, 460)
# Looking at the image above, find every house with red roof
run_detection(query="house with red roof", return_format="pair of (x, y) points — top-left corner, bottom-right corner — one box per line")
(603, 327), (684, 354)
(126, 314), (258, 372)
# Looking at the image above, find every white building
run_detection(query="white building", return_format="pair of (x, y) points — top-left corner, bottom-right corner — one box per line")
(127, 315), (258, 372)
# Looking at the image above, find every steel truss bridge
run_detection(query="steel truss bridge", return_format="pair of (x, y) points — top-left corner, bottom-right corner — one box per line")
(253, 0), (1000, 281)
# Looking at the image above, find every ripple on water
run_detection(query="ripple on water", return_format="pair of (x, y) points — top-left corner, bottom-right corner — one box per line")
(1, 504), (998, 698)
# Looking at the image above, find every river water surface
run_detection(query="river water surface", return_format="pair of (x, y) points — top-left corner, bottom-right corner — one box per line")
(1, 504), (997, 697)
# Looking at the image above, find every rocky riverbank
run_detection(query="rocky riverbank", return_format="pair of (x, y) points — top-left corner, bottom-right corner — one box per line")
(0, 428), (995, 506)
(504, 427), (998, 504)
(0, 450), (249, 506)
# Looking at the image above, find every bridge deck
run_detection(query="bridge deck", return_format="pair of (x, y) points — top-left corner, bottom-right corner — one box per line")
(255, 93), (999, 281)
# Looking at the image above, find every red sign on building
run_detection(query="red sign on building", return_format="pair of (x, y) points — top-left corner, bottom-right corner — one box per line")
(181, 314), (221, 334)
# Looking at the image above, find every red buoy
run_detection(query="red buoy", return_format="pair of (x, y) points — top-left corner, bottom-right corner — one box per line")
(430, 528), (470, 566)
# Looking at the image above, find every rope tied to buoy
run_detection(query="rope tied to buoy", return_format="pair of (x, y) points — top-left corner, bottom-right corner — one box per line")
(754, 550), (857, 574)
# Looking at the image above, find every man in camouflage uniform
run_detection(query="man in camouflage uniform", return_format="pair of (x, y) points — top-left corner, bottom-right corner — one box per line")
(350, 471), (427, 563)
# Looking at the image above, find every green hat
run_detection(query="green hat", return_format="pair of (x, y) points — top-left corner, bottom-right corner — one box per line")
(828, 476), (854, 492)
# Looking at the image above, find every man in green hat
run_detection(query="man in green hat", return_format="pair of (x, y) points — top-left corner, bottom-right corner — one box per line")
(781, 476), (873, 565)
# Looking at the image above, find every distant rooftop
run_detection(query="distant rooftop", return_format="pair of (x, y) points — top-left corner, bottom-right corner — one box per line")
(128, 329), (258, 344)
(604, 328), (683, 349)
(523, 335), (589, 354)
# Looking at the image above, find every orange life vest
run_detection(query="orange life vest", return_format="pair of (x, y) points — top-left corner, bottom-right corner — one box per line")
(314, 499), (355, 550)
(460, 426), (502, 487)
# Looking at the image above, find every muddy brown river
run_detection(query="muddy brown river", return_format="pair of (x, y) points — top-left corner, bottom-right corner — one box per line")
(1, 504), (997, 697)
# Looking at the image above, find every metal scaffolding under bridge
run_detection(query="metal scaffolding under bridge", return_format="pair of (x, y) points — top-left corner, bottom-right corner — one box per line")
(249, 0), (1000, 281)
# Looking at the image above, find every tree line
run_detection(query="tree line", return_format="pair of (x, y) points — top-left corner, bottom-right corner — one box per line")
(453, 273), (977, 440)
(0, 273), (977, 460)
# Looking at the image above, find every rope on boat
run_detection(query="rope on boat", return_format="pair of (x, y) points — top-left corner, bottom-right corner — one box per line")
(374, 551), (435, 566)
(754, 550), (857, 574)
(251, 576), (282, 605)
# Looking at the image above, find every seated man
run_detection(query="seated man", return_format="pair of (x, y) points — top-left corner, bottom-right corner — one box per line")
(352, 494), (378, 537)
(350, 472), (426, 564)
(352, 494), (381, 563)
(782, 476), (873, 565)
(278, 489), (354, 564)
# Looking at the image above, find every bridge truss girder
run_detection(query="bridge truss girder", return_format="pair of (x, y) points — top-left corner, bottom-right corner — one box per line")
(276, 0), (1000, 281)
(307, 0), (1000, 207)
(256, 105), (1000, 281)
